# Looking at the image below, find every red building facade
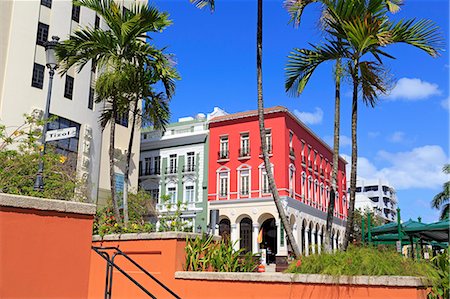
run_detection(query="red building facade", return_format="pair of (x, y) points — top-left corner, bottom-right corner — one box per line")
(208, 107), (347, 257)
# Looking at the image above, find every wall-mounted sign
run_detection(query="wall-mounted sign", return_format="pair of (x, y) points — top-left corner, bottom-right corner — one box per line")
(45, 127), (77, 142)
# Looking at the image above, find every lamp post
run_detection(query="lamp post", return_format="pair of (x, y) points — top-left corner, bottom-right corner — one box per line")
(34, 36), (60, 191)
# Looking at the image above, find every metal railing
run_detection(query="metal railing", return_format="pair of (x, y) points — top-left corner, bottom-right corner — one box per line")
(182, 165), (196, 173)
(92, 246), (181, 299)
(140, 168), (161, 176)
(165, 167), (177, 174)
(218, 150), (229, 160)
(238, 148), (250, 158)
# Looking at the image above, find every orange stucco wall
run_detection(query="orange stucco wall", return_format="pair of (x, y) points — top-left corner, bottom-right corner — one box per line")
(88, 237), (427, 299)
(0, 206), (94, 299)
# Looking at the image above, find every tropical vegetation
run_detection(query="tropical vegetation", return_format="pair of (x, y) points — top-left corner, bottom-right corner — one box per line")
(0, 114), (83, 201)
(432, 164), (450, 220)
(285, 0), (442, 249)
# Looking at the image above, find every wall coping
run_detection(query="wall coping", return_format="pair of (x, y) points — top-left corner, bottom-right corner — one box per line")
(175, 271), (427, 288)
(0, 193), (96, 215)
(92, 232), (222, 242)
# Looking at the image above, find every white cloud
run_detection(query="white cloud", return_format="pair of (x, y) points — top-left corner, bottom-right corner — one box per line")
(384, 77), (441, 101)
(294, 107), (323, 125)
(343, 145), (448, 190)
(388, 131), (405, 143)
(325, 135), (352, 148)
(441, 96), (449, 110)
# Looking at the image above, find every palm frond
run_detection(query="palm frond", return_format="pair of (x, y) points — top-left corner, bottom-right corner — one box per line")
(190, 0), (215, 12)
(283, 0), (316, 27)
(358, 61), (388, 107)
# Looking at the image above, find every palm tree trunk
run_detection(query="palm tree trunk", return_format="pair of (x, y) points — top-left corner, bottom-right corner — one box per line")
(123, 98), (140, 226)
(343, 63), (358, 250)
(324, 58), (342, 253)
(110, 100), (121, 224)
(256, 0), (300, 258)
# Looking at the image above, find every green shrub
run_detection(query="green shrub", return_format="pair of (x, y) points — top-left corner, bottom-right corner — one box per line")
(428, 250), (449, 299)
(185, 235), (258, 272)
(287, 246), (438, 280)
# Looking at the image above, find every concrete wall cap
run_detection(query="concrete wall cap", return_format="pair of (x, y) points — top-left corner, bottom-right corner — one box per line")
(175, 271), (427, 287)
(0, 193), (96, 215)
(92, 232), (221, 242)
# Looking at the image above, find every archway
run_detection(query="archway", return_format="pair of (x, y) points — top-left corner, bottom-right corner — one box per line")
(219, 218), (231, 241)
(239, 217), (253, 253)
(261, 218), (277, 264)
(301, 219), (307, 254)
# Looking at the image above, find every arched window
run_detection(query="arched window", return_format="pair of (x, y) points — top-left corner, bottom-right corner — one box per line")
(320, 183), (324, 210)
(216, 166), (230, 200)
(301, 172), (307, 201)
(240, 217), (253, 253)
(259, 163), (274, 196)
(308, 176), (313, 204)
(237, 165), (251, 198)
(219, 218), (231, 240)
(289, 164), (295, 197)
(314, 180), (319, 207)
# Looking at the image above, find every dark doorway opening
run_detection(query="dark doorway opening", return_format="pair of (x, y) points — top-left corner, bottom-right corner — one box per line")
(240, 217), (253, 253)
(261, 218), (277, 264)
(219, 218), (231, 241)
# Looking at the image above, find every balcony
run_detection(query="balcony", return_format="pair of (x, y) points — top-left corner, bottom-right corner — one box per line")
(165, 167), (177, 175)
(140, 168), (161, 176)
(182, 164), (196, 173)
(217, 150), (229, 161)
(240, 189), (249, 196)
(218, 192), (228, 198)
(238, 148), (250, 159)
(259, 145), (273, 156)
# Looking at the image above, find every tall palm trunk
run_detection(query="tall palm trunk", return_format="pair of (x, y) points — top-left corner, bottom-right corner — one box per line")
(343, 62), (359, 250)
(256, 0), (300, 258)
(123, 97), (140, 226)
(109, 100), (121, 223)
(324, 58), (342, 253)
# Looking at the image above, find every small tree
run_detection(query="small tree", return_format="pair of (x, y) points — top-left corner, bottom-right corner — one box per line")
(158, 195), (192, 232)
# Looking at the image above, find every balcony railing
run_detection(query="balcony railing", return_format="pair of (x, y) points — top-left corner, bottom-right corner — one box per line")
(260, 145), (273, 155)
(182, 164), (196, 173)
(219, 192), (228, 197)
(262, 188), (271, 194)
(165, 167), (177, 174)
(140, 168), (161, 176)
(218, 150), (229, 160)
(238, 148), (250, 158)
(240, 189), (249, 196)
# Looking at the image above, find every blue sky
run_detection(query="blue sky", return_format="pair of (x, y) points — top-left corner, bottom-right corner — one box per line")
(149, 0), (449, 223)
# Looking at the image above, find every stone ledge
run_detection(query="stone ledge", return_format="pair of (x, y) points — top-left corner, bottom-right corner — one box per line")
(0, 193), (96, 215)
(93, 232), (221, 242)
(175, 271), (427, 287)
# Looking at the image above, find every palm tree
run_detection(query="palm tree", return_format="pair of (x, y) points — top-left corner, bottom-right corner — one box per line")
(285, 0), (442, 250)
(285, 0), (403, 253)
(432, 164), (450, 220)
(56, 0), (172, 223)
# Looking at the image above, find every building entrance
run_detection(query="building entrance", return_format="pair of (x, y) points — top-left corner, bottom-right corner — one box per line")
(261, 218), (277, 264)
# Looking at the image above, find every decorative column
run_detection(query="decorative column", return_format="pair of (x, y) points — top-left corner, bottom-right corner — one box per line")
(252, 223), (260, 254)
(298, 224), (303, 256)
(305, 227), (310, 256)
(231, 223), (239, 251)
(311, 227), (316, 254)
(317, 229), (322, 254)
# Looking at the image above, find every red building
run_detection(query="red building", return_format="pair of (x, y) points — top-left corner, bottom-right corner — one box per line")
(208, 106), (347, 259)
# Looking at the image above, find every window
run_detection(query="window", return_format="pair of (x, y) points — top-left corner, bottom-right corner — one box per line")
(308, 176), (313, 202)
(261, 171), (270, 194)
(301, 141), (306, 163)
(307, 146), (312, 167)
(88, 87), (94, 110)
(289, 166), (295, 197)
(185, 152), (195, 172)
(240, 169), (250, 196)
(239, 133), (250, 157)
(320, 184), (325, 208)
(265, 129), (272, 153)
(32, 63), (45, 89)
(167, 187), (176, 203)
(153, 156), (161, 174)
(185, 185), (195, 203)
(41, 0), (52, 8)
(72, 3), (80, 22)
(144, 157), (152, 175)
(219, 172), (229, 197)
(169, 154), (177, 174)
(150, 188), (159, 202)
(64, 75), (74, 99)
(46, 115), (80, 170)
(95, 14), (100, 29)
(301, 172), (306, 200)
(363, 185), (378, 192)
(314, 151), (318, 171)
(219, 136), (229, 159)
(289, 131), (294, 156)
(36, 22), (49, 46)
(355, 187), (362, 192)
(116, 111), (128, 127)
(314, 180), (319, 206)
(239, 218), (253, 253)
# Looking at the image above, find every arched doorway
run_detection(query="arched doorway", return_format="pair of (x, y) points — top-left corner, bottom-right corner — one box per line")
(239, 217), (253, 253)
(301, 219), (306, 254)
(219, 218), (231, 240)
(261, 218), (277, 264)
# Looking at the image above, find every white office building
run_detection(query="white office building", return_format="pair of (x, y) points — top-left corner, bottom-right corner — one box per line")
(0, 0), (141, 203)
(354, 179), (398, 222)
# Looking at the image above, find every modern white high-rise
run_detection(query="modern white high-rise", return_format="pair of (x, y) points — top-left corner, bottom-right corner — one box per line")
(0, 0), (140, 203)
(354, 179), (398, 222)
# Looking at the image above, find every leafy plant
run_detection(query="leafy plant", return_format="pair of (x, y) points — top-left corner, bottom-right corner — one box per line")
(428, 250), (449, 299)
(185, 235), (258, 272)
(158, 195), (192, 232)
(0, 114), (84, 201)
(287, 245), (438, 280)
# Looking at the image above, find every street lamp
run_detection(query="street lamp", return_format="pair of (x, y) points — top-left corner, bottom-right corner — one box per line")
(34, 36), (60, 191)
